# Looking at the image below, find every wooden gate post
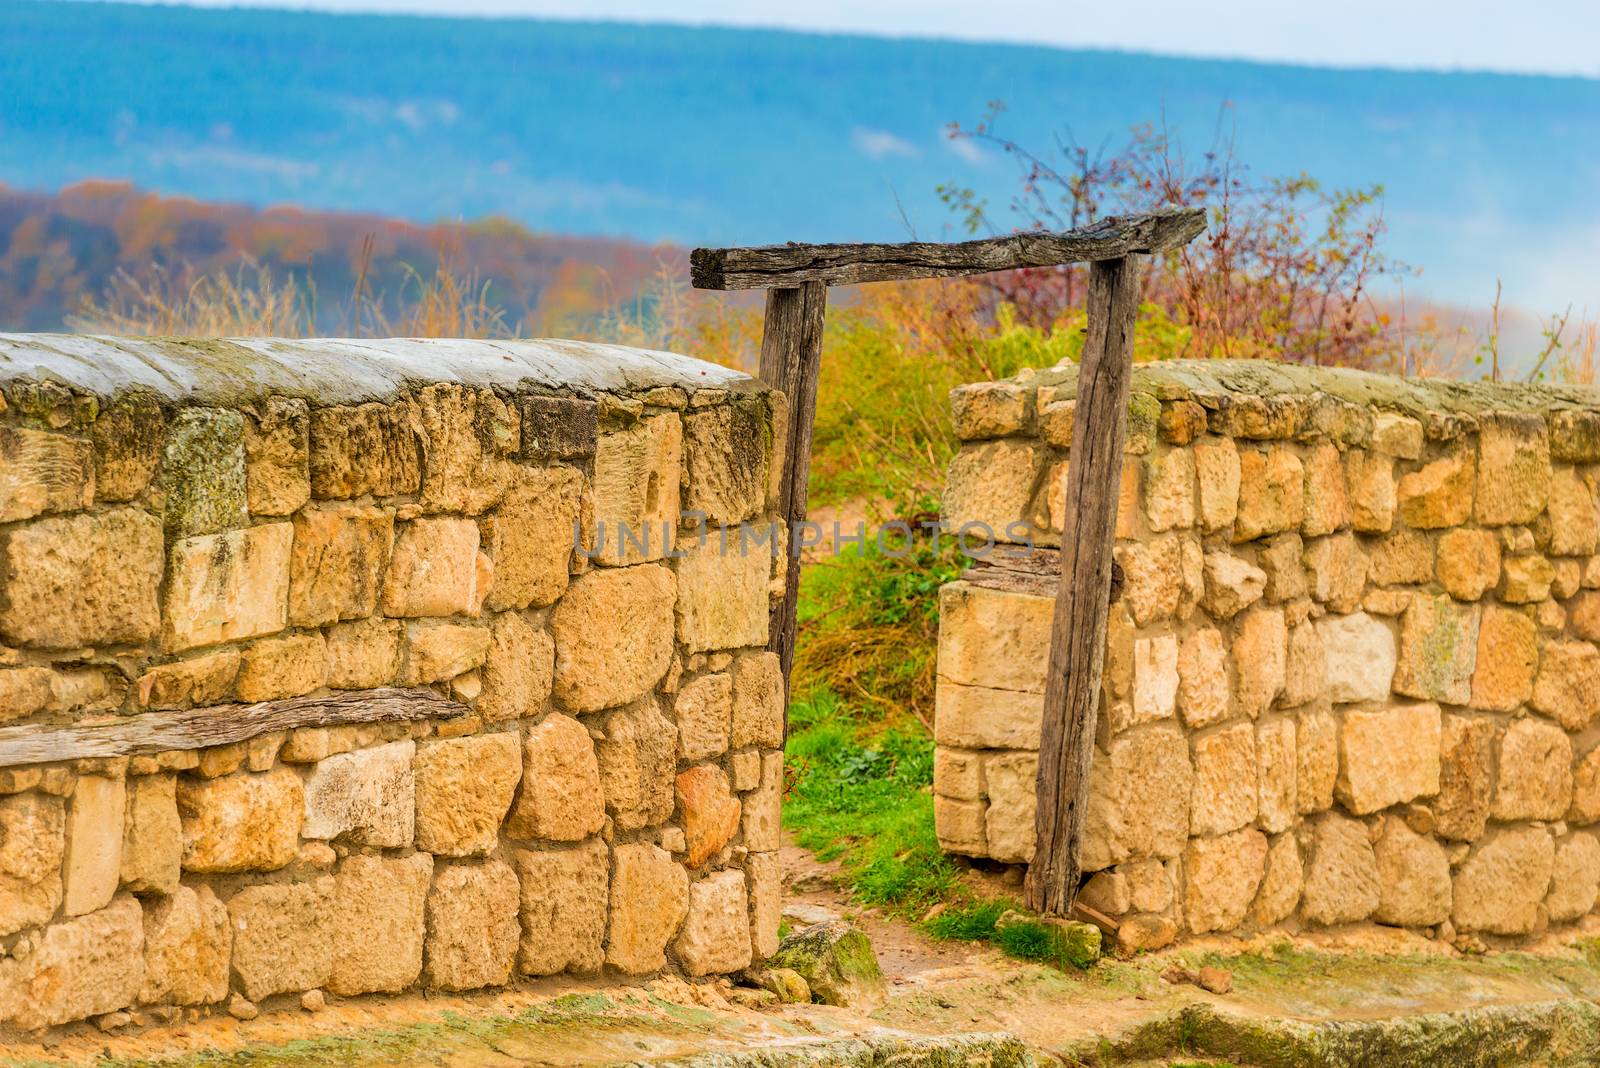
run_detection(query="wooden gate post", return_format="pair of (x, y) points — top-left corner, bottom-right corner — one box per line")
(1024, 255), (1140, 915)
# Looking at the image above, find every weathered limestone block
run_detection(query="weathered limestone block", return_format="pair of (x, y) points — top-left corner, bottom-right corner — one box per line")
(1301, 444), (1350, 536)
(1345, 450), (1396, 532)
(92, 392), (165, 503)
(521, 395), (598, 463)
(675, 533), (768, 653)
(1177, 627), (1230, 729)
(597, 698), (677, 832)
(1394, 594), (1479, 704)
(506, 713), (606, 842)
(677, 673), (732, 761)
(1316, 612), (1395, 704)
(607, 842), (689, 975)
(514, 838), (609, 976)
(1467, 605), (1537, 711)
(1200, 551), (1265, 619)
(164, 521), (292, 652)
(1079, 871), (1130, 916)
(1336, 703), (1441, 815)
(747, 850), (781, 959)
(1256, 717), (1296, 834)
(982, 752), (1037, 863)
(226, 876), (335, 1000)
(308, 401), (421, 499)
(593, 412), (682, 565)
(677, 765), (741, 869)
(1452, 827), (1554, 935)
(1476, 412), (1551, 525)
(936, 583), (1050, 692)
(1531, 639), (1600, 732)
(2, 508), (163, 649)
(1130, 634), (1179, 725)
(414, 734), (520, 856)
(1368, 529), (1434, 586)
(0, 424), (92, 523)
(424, 860), (520, 991)
(1571, 591), (1600, 642)
(1434, 528), (1500, 602)
(552, 564), (675, 712)
(933, 748), (983, 801)
(412, 384), (520, 515)
(121, 773), (180, 895)
(742, 751), (783, 853)
(1281, 619), (1326, 708)
(1258, 532), (1307, 603)
(0, 895), (143, 1030)
(1232, 607), (1286, 718)
(477, 611), (552, 723)
(951, 381), (1029, 440)
(401, 620), (489, 685)
(1492, 719), (1572, 821)
(329, 853), (433, 996)
(0, 666), (51, 724)
(1081, 725), (1192, 871)
(1303, 533), (1367, 614)
(1373, 817), (1451, 927)
(302, 740), (415, 847)
(1300, 814), (1380, 926)
(1397, 450), (1474, 528)
(62, 774), (125, 917)
(683, 400), (769, 525)
(1193, 437), (1241, 533)
(1038, 398), (1075, 448)
(1189, 723), (1257, 837)
(324, 617), (402, 690)
(1159, 399), (1208, 446)
(1551, 410), (1600, 464)
(1436, 714), (1496, 841)
(382, 518), (486, 618)
(1501, 553), (1554, 603)
(1549, 467), (1599, 556)
(243, 396), (310, 516)
(0, 792), (64, 936)
(942, 439), (1044, 539)
(236, 632), (327, 702)
(137, 650), (240, 710)
(732, 651), (785, 749)
(1573, 745), (1600, 827)
(1371, 412), (1423, 459)
(139, 884), (230, 1006)
(289, 504), (393, 626)
(178, 766), (303, 873)
(160, 407), (248, 537)
(1183, 828), (1267, 934)
(1547, 833), (1600, 923)
(1251, 833), (1302, 926)
(675, 869), (753, 976)
(1143, 448), (1196, 532)
(1234, 446), (1304, 543)
(1116, 535), (1183, 625)
(482, 466), (583, 611)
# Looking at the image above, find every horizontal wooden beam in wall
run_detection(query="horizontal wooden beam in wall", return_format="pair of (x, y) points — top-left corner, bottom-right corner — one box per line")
(690, 208), (1206, 291)
(0, 687), (462, 768)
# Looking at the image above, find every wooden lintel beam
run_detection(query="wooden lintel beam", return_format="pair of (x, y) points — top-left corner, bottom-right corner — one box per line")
(690, 208), (1205, 291)
(0, 687), (461, 767)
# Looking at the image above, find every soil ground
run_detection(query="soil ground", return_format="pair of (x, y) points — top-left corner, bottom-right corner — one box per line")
(9, 838), (1600, 1067)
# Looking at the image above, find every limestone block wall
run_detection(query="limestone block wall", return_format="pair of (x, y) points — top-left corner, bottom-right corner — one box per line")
(935, 359), (1600, 951)
(0, 335), (785, 1034)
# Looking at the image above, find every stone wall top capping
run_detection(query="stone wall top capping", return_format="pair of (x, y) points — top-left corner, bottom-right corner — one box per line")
(0, 334), (760, 408)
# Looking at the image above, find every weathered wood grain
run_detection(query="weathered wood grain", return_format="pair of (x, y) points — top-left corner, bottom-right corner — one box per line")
(1025, 255), (1140, 917)
(759, 282), (827, 710)
(0, 687), (461, 767)
(691, 208), (1204, 290)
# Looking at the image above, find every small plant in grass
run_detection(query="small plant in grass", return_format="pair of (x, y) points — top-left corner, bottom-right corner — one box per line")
(924, 899), (1098, 971)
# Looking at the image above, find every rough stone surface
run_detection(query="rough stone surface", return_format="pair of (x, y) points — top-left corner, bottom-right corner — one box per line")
(1193, 438), (1241, 533)
(1573, 745), (1600, 826)
(1189, 723), (1257, 837)
(676, 672), (732, 762)
(1394, 594), (1480, 705)
(982, 752), (1038, 863)
(1436, 714), (1496, 841)
(62, 773), (125, 917)
(401, 620), (489, 685)
(674, 533), (769, 653)
(163, 522), (292, 651)
(93, 393), (165, 503)
(1316, 612), (1395, 704)
(236, 632), (327, 701)
(767, 921), (886, 1010)
(481, 466), (583, 610)
(1452, 828), (1554, 935)
(1251, 833), (1303, 926)
(478, 611), (553, 722)
(1143, 448), (1196, 532)
(1183, 828), (1268, 934)
(1300, 814), (1381, 926)
(289, 504), (393, 626)
(551, 564), (675, 712)
(596, 698), (677, 832)
(683, 400), (769, 525)
(0, 792), (65, 936)
(309, 401), (421, 499)
(732, 651), (785, 750)
(1368, 529), (1435, 586)
(178, 767), (303, 873)
(1131, 634), (1179, 725)
(2, 508), (164, 649)
(514, 838), (608, 976)
(1200, 552), (1265, 619)
(1232, 607), (1286, 718)
(1547, 833), (1600, 923)
(1345, 450), (1396, 532)
(677, 765), (741, 869)
(413, 384), (521, 515)
(1080, 726), (1192, 871)
(121, 773), (181, 895)
(675, 869), (753, 976)
(1373, 818), (1452, 927)
(328, 853), (433, 996)
(942, 439), (1044, 538)
(506, 713), (606, 842)
(747, 851), (781, 959)
(1301, 444), (1350, 536)
(1234, 446), (1303, 542)
(137, 650), (241, 710)
(226, 877), (336, 1000)
(1282, 620), (1327, 708)
(1469, 605), (1538, 711)
(606, 843), (689, 975)
(1435, 528), (1502, 601)
(592, 413), (683, 565)
(1336, 703), (1441, 815)
(1303, 533), (1368, 614)
(244, 396), (310, 516)
(1476, 412), (1550, 526)
(936, 583), (1051, 693)
(0, 895), (144, 1030)
(382, 518), (484, 618)
(742, 751), (783, 853)
(1493, 718), (1572, 821)
(413, 734), (521, 856)
(139, 884), (230, 1006)
(302, 740), (415, 847)
(423, 860), (520, 991)
(1176, 627), (1230, 729)
(324, 618), (403, 690)
(1549, 466), (1599, 556)
(1532, 639), (1600, 732)
(1255, 717), (1297, 835)
(1398, 450), (1474, 528)
(161, 407), (248, 538)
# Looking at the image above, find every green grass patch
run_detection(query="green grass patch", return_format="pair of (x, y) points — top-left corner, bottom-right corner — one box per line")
(924, 899), (1098, 972)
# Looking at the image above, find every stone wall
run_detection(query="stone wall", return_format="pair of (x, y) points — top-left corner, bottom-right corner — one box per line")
(0, 335), (785, 1033)
(935, 359), (1600, 952)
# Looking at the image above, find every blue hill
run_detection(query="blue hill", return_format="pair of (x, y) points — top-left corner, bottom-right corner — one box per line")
(3, 0), (1598, 308)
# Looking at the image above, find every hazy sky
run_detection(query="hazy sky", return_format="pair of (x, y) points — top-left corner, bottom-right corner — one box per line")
(89, 0), (1600, 78)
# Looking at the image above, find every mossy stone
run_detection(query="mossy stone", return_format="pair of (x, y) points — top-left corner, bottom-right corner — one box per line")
(766, 921), (886, 1010)
(161, 407), (248, 538)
